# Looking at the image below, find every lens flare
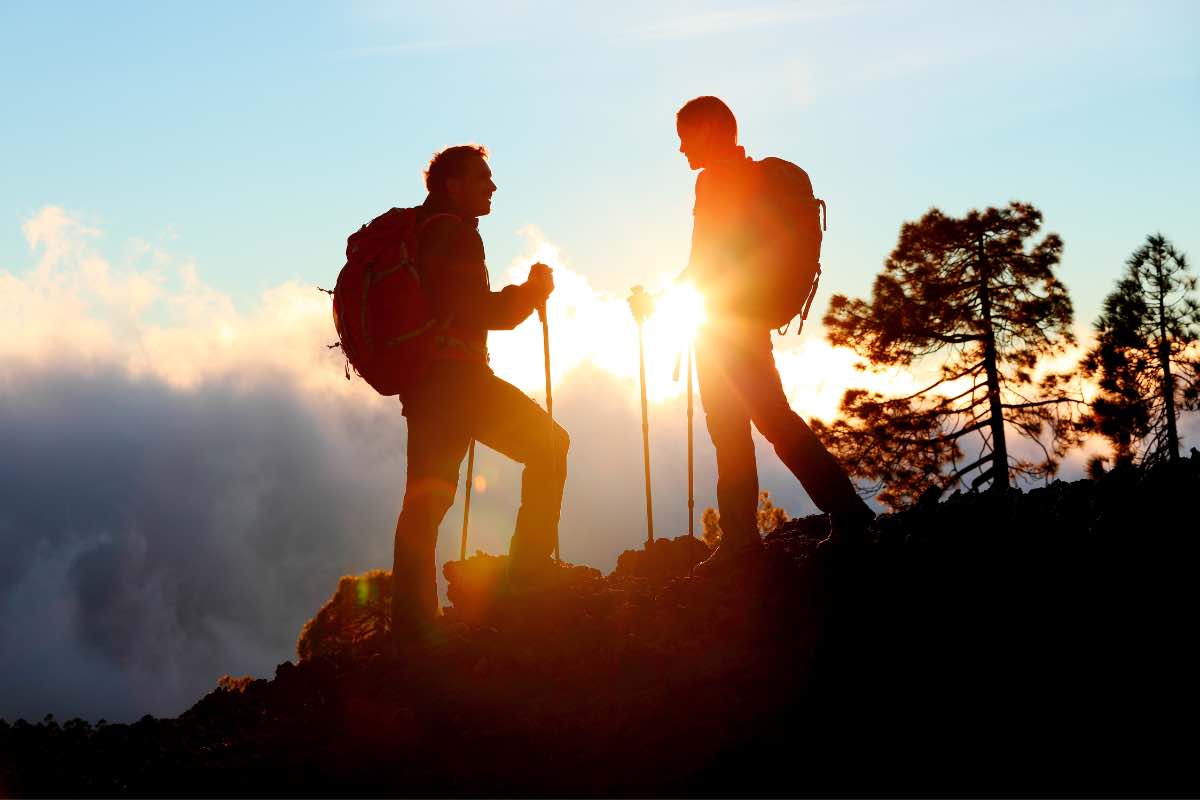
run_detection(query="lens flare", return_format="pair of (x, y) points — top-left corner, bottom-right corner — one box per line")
(648, 283), (706, 344)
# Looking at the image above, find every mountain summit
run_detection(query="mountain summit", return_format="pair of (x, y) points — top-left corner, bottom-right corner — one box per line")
(3, 457), (1198, 796)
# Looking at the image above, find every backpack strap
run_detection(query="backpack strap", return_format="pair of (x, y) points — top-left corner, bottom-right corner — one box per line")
(797, 264), (822, 334)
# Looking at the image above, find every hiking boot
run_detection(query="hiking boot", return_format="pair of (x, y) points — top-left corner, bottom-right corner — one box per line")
(691, 535), (765, 578)
(817, 505), (876, 553)
(389, 612), (441, 651)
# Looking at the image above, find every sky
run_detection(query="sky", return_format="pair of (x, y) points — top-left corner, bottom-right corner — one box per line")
(1, 0), (1198, 723)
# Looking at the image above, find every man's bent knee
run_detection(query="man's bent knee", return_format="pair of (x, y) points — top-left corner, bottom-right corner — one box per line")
(400, 476), (457, 521)
(553, 423), (570, 459)
(544, 423), (570, 480)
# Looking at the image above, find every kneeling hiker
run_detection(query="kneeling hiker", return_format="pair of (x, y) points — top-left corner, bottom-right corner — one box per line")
(334, 144), (567, 641)
(672, 96), (874, 573)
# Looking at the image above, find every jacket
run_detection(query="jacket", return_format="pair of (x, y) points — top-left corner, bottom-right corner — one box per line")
(416, 194), (540, 363)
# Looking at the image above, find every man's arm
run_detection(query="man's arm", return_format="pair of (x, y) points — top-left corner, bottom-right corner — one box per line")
(421, 217), (542, 330)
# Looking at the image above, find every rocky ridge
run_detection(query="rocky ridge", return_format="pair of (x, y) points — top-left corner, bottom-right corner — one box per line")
(2, 458), (1198, 796)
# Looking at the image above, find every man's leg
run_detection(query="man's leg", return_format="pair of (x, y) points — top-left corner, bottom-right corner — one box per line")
(737, 329), (871, 520)
(468, 371), (569, 567)
(695, 327), (760, 547)
(392, 373), (472, 638)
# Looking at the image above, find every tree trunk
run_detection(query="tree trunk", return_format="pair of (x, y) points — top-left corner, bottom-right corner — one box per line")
(977, 232), (1009, 491)
(1153, 247), (1180, 462)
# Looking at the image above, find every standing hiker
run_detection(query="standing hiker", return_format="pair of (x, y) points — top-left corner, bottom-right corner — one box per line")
(392, 144), (568, 640)
(670, 96), (874, 574)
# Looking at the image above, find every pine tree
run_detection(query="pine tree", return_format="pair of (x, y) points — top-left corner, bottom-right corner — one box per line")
(701, 507), (722, 549)
(756, 491), (789, 535)
(818, 202), (1079, 509)
(699, 491), (790, 547)
(1081, 234), (1199, 464)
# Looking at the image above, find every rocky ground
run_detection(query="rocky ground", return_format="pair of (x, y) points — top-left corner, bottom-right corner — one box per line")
(3, 457), (1198, 797)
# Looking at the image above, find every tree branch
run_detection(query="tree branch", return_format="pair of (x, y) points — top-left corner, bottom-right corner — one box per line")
(948, 452), (994, 484)
(1001, 397), (1078, 410)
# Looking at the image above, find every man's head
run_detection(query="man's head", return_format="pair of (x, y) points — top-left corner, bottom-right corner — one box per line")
(676, 96), (738, 170)
(424, 144), (496, 218)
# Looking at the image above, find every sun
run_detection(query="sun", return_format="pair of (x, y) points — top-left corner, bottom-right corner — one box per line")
(632, 282), (707, 399)
(645, 283), (707, 346)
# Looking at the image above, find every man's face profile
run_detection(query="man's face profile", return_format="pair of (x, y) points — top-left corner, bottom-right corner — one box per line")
(677, 119), (713, 170)
(447, 155), (497, 218)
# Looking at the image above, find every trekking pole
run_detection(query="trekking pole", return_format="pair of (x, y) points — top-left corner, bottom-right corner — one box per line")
(673, 344), (696, 571)
(687, 342), (695, 545)
(538, 301), (559, 563)
(628, 286), (655, 546)
(459, 440), (475, 561)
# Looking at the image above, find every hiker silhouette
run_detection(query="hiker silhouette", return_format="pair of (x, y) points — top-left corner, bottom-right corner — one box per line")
(669, 96), (874, 572)
(390, 144), (567, 641)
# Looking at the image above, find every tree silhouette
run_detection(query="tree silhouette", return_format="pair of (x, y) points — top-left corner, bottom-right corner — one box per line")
(1080, 234), (1199, 465)
(819, 202), (1079, 508)
(700, 491), (790, 547)
(701, 507), (721, 549)
(296, 570), (392, 662)
(757, 491), (789, 535)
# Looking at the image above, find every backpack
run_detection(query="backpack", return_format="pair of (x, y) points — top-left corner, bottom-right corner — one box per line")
(328, 207), (444, 396)
(751, 157), (827, 332)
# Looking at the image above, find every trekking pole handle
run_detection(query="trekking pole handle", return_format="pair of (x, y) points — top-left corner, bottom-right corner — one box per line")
(530, 261), (552, 324)
(627, 285), (656, 325)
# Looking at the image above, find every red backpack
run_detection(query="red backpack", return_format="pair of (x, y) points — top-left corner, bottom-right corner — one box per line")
(329, 207), (444, 396)
(751, 157), (827, 333)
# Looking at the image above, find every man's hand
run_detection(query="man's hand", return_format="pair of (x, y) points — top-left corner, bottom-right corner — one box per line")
(526, 262), (554, 306)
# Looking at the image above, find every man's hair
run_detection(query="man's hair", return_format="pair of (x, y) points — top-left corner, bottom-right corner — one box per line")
(676, 96), (737, 141)
(424, 144), (489, 193)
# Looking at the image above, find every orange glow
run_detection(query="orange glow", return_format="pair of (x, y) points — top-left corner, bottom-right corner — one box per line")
(647, 283), (706, 345)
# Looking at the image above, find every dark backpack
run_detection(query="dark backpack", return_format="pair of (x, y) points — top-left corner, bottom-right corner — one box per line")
(751, 157), (827, 332)
(329, 207), (445, 396)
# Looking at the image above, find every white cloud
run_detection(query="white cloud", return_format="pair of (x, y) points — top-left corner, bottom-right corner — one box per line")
(2, 206), (368, 400)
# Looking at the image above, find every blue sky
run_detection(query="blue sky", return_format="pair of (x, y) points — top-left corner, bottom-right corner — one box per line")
(3, 0), (1196, 318)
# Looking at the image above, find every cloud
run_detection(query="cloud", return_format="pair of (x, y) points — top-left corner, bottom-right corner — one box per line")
(0, 208), (404, 722)
(0, 365), (406, 723)
(2, 207), (365, 397)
